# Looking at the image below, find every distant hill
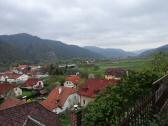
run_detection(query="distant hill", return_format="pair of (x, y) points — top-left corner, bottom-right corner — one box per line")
(139, 44), (168, 57)
(0, 33), (102, 65)
(132, 49), (150, 55)
(84, 46), (135, 58)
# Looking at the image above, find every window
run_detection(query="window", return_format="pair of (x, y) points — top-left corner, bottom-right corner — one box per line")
(83, 99), (85, 105)
(39, 82), (41, 86)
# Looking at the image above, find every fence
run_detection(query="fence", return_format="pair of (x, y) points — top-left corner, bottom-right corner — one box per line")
(119, 74), (168, 126)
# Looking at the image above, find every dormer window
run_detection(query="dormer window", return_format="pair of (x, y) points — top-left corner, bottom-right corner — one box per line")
(56, 99), (60, 103)
(83, 99), (85, 105)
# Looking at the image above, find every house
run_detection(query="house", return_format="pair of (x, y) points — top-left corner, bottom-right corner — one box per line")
(65, 69), (80, 76)
(64, 81), (76, 88)
(6, 86), (22, 97)
(12, 64), (30, 74)
(59, 64), (77, 69)
(26, 67), (49, 78)
(0, 83), (15, 98)
(33, 73), (49, 78)
(88, 73), (95, 79)
(21, 78), (44, 90)
(13, 64), (47, 78)
(30, 65), (42, 70)
(16, 64), (29, 70)
(0, 83), (22, 98)
(0, 72), (29, 83)
(0, 98), (25, 110)
(0, 71), (19, 83)
(16, 74), (29, 83)
(79, 79), (119, 107)
(105, 68), (128, 80)
(67, 64), (78, 69)
(42, 86), (79, 114)
(0, 102), (63, 126)
(64, 75), (80, 88)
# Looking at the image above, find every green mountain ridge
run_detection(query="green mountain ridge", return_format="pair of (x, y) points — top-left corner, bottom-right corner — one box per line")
(0, 33), (167, 69)
(0, 33), (102, 66)
(139, 44), (168, 57)
(84, 46), (136, 58)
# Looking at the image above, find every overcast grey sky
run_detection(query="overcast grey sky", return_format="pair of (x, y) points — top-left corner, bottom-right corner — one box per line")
(0, 0), (168, 51)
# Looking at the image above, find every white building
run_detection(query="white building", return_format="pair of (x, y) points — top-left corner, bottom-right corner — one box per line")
(0, 73), (29, 83)
(16, 74), (29, 83)
(64, 81), (76, 88)
(21, 78), (44, 90)
(42, 87), (79, 114)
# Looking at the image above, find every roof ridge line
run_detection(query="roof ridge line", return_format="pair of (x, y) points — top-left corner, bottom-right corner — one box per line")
(27, 115), (46, 126)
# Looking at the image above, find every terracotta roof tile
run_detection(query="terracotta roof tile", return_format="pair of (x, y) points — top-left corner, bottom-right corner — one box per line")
(105, 68), (127, 77)
(0, 98), (25, 110)
(0, 72), (22, 79)
(0, 102), (63, 126)
(22, 78), (40, 87)
(42, 87), (76, 111)
(16, 65), (29, 70)
(66, 75), (80, 84)
(79, 79), (119, 98)
(0, 83), (17, 95)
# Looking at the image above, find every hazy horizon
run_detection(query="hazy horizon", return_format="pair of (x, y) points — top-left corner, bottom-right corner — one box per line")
(0, 32), (166, 52)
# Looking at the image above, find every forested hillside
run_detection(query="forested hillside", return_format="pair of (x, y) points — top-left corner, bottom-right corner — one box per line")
(0, 33), (102, 70)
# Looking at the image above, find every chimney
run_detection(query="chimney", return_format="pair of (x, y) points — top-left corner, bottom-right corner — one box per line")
(126, 70), (129, 77)
(71, 105), (82, 126)
(58, 87), (62, 94)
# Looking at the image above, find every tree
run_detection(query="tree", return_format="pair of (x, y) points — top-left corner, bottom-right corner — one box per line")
(48, 64), (65, 75)
(152, 52), (168, 74)
(82, 71), (159, 126)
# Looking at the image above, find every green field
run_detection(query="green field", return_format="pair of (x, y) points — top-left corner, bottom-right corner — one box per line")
(97, 58), (152, 71)
(22, 90), (33, 97)
(79, 58), (153, 78)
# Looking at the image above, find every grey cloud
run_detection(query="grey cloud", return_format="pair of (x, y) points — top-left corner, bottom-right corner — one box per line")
(0, 0), (168, 51)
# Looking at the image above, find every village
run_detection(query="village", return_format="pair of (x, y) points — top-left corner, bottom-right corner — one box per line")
(0, 62), (128, 126)
(1, 0), (168, 125)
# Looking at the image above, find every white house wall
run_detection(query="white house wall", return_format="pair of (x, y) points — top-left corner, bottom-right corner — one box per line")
(53, 93), (80, 114)
(64, 81), (75, 88)
(80, 95), (95, 107)
(16, 74), (29, 83)
(13, 87), (22, 96)
(0, 76), (6, 82)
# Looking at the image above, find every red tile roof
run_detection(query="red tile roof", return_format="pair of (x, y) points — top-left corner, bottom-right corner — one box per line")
(16, 65), (29, 70)
(42, 87), (76, 111)
(15, 65), (30, 74)
(3, 70), (13, 74)
(0, 72), (22, 79)
(0, 73), (4, 77)
(26, 70), (37, 75)
(0, 98), (25, 110)
(0, 83), (17, 95)
(0, 102), (63, 126)
(79, 79), (119, 98)
(24, 117), (39, 126)
(22, 78), (39, 87)
(105, 68), (127, 77)
(66, 75), (80, 84)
